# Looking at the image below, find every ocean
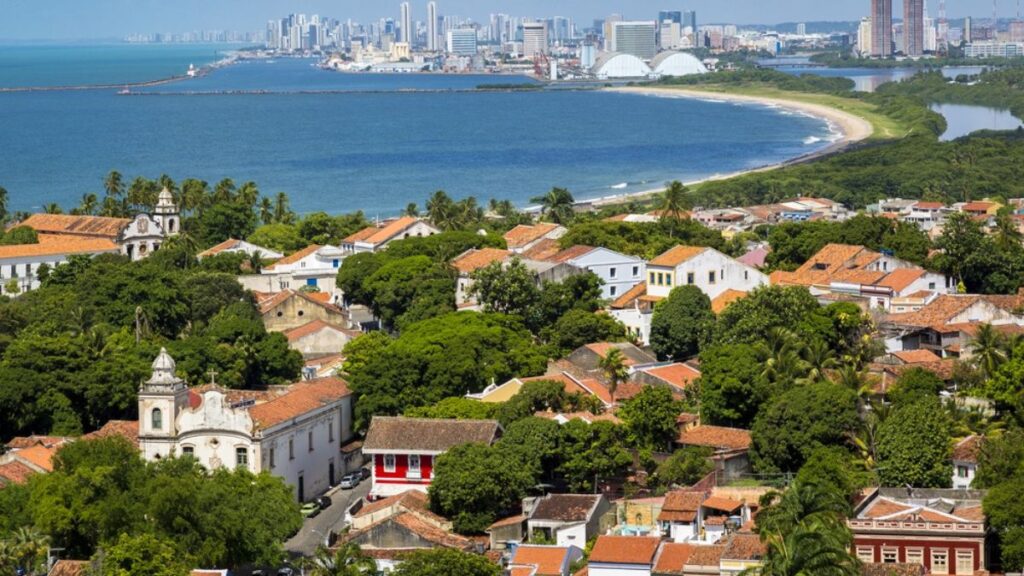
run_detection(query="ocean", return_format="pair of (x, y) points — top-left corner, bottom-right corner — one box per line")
(0, 44), (836, 216)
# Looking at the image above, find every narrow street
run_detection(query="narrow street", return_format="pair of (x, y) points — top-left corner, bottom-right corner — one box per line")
(285, 480), (371, 557)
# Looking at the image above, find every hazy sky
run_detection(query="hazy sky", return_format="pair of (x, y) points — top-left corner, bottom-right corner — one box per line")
(0, 0), (1012, 40)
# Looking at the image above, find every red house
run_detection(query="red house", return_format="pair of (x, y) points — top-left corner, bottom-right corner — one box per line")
(362, 416), (501, 500)
(849, 488), (989, 575)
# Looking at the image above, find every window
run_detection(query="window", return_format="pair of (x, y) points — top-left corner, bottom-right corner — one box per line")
(929, 282), (937, 290)
(308, 430), (314, 452)
(882, 548), (898, 563)
(687, 272), (694, 284)
(409, 454), (421, 472)
(708, 271), (716, 284)
(932, 550), (949, 575)
(181, 446), (194, 458)
(609, 267), (617, 279)
(289, 439), (295, 460)
(906, 548), (924, 566)
(270, 448), (276, 468)
(958, 465), (969, 478)
(152, 408), (163, 431)
(956, 550), (974, 575)
(384, 454), (396, 472)
(744, 270), (749, 280)
(656, 272), (664, 286)
(632, 266), (640, 278)
(649, 272), (656, 285)
(666, 275), (672, 286)
(332, 259), (340, 268)
(610, 286), (617, 297)
(856, 547), (874, 563)
(329, 422), (335, 443)
(236, 447), (248, 468)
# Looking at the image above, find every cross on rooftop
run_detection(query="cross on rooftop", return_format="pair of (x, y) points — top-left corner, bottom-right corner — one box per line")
(207, 369), (218, 385)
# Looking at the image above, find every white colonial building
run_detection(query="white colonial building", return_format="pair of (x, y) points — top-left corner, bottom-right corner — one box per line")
(119, 188), (181, 260)
(138, 349), (357, 502)
(238, 244), (348, 296)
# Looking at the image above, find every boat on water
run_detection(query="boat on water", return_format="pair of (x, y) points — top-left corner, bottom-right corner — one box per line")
(118, 88), (130, 95)
(187, 63), (198, 78)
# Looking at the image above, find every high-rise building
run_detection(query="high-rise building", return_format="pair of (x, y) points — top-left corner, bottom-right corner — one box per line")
(858, 17), (874, 55)
(400, 2), (412, 45)
(427, 1), (439, 50)
(446, 28), (477, 55)
(796, 22), (808, 35)
(683, 10), (698, 43)
(871, 0), (894, 57)
(965, 16), (974, 42)
(659, 11), (682, 24)
(603, 14), (623, 50)
(904, 0), (925, 55)
(611, 21), (658, 60)
(522, 21), (549, 57)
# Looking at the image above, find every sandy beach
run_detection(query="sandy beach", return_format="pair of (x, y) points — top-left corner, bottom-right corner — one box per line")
(581, 86), (875, 207)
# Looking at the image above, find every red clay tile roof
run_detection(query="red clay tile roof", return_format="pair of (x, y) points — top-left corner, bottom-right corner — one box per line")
(19, 213), (130, 238)
(264, 244), (322, 270)
(583, 342), (655, 367)
(589, 535), (661, 565)
(14, 445), (57, 472)
(530, 494), (602, 522)
(487, 514), (528, 530)
(649, 246), (708, 268)
(5, 435), (69, 450)
(722, 534), (766, 561)
(913, 201), (946, 210)
(48, 560), (91, 576)
(685, 545), (725, 567)
(953, 435), (984, 464)
(658, 491), (704, 523)
(711, 290), (748, 314)
(644, 363), (701, 390)
(343, 217), (426, 246)
(363, 417), (500, 453)
(0, 460), (38, 485)
(653, 542), (695, 574)
(82, 420), (140, 448)
(248, 377), (351, 431)
(610, 281), (647, 309)
(953, 505), (985, 522)
(678, 425), (751, 451)
(283, 319), (359, 342)
(892, 349), (942, 364)
(521, 238), (563, 261)
(876, 268), (926, 292)
(862, 498), (915, 519)
(504, 223), (563, 250)
(0, 234), (119, 260)
(510, 567), (538, 576)
(884, 295), (985, 330)
(702, 496), (744, 514)
(962, 201), (997, 212)
(352, 490), (443, 524)
(452, 248), (511, 274)
(511, 546), (573, 576)
(384, 512), (476, 550)
(547, 245), (595, 264)
(258, 289), (344, 315)
(197, 238), (241, 258)
(736, 247), (769, 269)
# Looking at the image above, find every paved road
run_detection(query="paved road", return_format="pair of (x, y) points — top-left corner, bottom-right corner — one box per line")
(286, 480), (371, 556)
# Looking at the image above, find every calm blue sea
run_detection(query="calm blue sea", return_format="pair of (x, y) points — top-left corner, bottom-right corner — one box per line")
(0, 45), (835, 216)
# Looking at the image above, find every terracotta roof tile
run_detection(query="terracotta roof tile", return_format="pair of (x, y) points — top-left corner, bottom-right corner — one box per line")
(248, 377), (351, 431)
(14, 444), (57, 472)
(863, 498), (915, 519)
(264, 245), (322, 271)
(589, 535), (661, 565)
(521, 238), (564, 261)
(876, 268), (926, 292)
(511, 546), (573, 576)
(610, 281), (648, 309)
(19, 213), (129, 238)
(883, 295), (984, 330)
(487, 514), (527, 530)
(685, 545), (725, 567)
(649, 246), (708, 268)
(702, 496), (744, 513)
(658, 491), (704, 523)
(504, 224), (562, 250)
(962, 201), (997, 212)
(343, 217), (427, 246)
(653, 542), (695, 574)
(451, 248), (511, 274)
(48, 560), (91, 576)
(0, 234), (119, 260)
(737, 247), (769, 269)
(722, 533), (765, 561)
(363, 417), (500, 453)
(352, 490), (443, 523)
(913, 201), (946, 210)
(953, 505), (985, 522)
(510, 567), (538, 576)
(0, 460), (37, 485)
(197, 238), (241, 258)
(953, 435), (984, 464)
(547, 245), (595, 264)
(530, 494), (601, 522)
(711, 290), (748, 314)
(82, 420), (140, 448)
(283, 319), (360, 342)
(678, 425), (751, 451)
(832, 269), (888, 286)
(892, 349), (942, 364)
(644, 363), (701, 390)
(258, 289), (344, 315)
(391, 512), (475, 550)
(5, 435), (69, 450)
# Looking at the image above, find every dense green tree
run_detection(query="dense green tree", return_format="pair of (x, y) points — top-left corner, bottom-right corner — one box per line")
(391, 548), (501, 576)
(405, 397), (500, 420)
(558, 220), (725, 260)
(557, 420), (632, 492)
(298, 212), (344, 245)
(795, 446), (871, 501)
(98, 533), (191, 576)
(301, 543), (377, 576)
(598, 348), (629, 398)
(655, 447), (714, 488)
(340, 332), (393, 376)
(542, 309), (628, 356)
(193, 202), (257, 247)
(974, 430), (1024, 489)
(429, 443), (536, 534)
(470, 258), (539, 318)
(364, 256), (455, 330)
(697, 344), (770, 428)
(247, 223), (307, 253)
(0, 226), (39, 246)
(495, 379), (601, 427)
(618, 386), (683, 451)
(751, 382), (861, 474)
(528, 273), (605, 332)
(530, 187), (576, 225)
(888, 368), (945, 406)
(497, 416), (564, 479)
(650, 285), (714, 361)
(983, 476), (1024, 571)
(876, 398), (953, 488)
(715, 285), (821, 345)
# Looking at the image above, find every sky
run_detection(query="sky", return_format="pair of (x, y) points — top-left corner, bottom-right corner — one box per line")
(0, 0), (1013, 40)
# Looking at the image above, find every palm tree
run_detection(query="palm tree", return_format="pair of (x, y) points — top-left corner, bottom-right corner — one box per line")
(43, 202), (62, 214)
(993, 214), (1024, 252)
(9, 527), (49, 576)
(77, 193), (98, 215)
(274, 192), (294, 224)
(801, 339), (837, 384)
(426, 190), (458, 231)
(181, 178), (209, 214)
(301, 544), (376, 576)
(236, 181), (260, 209)
(659, 180), (691, 237)
(972, 323), (1007, 379)
(456, 196), (483, 228)
(599, 348), (630, 399)
(104, 170), (124, 201)
(213, 178), (236, 204)
(404, 202), (420, 217)
(834, 364), (873, 413)
(247, 251), (264, 274)
(0, 185), (8, 223)
(530, 187), (575, 225)
(259, 197), (274, 225)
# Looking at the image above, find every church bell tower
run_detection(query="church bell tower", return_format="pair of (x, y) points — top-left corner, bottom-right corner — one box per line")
(138, 348), (189, 461)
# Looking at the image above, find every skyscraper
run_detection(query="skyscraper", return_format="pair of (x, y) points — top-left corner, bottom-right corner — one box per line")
(427, 1), (438, 51)
(904, 0), (925, 55)
(659, 11), (682, 24)
(522, 21), (549, 57)
(871, 0), (893, 57)
(400, 2), (412, 45)
(611, 21), (658, 60)
(683, 10), (698, 43)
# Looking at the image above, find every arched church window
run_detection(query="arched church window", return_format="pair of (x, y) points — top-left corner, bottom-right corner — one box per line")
(168, 219), (176, 233)
(152, 408), (163, 430)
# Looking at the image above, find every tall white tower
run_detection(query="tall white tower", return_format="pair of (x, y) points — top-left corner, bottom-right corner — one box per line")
(427, 1), (438, 51)
(400, 2), (412, 45)
(153, 187), (180, 236)
(138, 349), (189, 461)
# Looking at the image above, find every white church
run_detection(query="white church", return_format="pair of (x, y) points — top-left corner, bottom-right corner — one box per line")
(138, 349), (358, 502)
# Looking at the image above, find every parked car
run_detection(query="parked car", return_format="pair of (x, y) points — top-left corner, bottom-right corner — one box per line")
(300, 501), (321, 518)
(360, 466), (371, 480)
(277, 567), (295, 576)
(315, 495), (333, 509)
(340, 472), (361, 489)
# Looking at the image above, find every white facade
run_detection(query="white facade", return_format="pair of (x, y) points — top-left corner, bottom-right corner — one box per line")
(138, 349), (355, 502)
(592, 52), (652, 79)
(259, 245), (347, 294)
(120, 188), (180, 261)
(952, 460), (977, 490)
(564, 247), (645, 300)
(650, 51), (709, 77)
(646, 248), (768, 300)
(0, 240), (120, 295)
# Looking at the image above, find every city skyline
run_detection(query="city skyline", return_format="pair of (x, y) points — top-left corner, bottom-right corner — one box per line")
(0, 0), (1016, 40)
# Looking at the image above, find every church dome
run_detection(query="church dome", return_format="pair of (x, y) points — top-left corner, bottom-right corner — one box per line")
(157, 187), (175, 206)
(147, 348), (183, 388)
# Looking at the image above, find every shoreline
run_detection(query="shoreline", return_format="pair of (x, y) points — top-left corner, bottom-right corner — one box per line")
(577, 85), (874, 208)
